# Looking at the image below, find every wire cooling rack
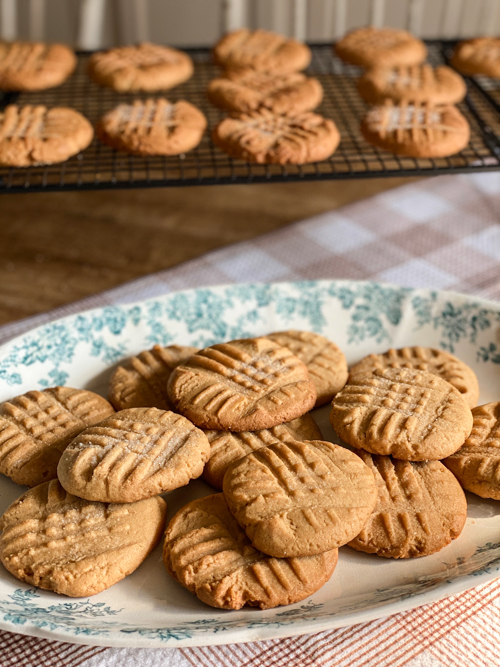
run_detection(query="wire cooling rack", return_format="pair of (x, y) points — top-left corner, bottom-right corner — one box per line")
(0, 41), (499, 193)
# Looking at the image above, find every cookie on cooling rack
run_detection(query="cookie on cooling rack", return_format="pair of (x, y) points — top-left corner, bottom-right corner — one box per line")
(164, 493), (338, 609)
(57, 407), (210, 503)
(88, 42), (194, 92)
(349, 451), (467, 558)
(358, 64), (467, 105)
(349, 346), (479, 408)
(0, 41), (76, 91)
(360, 100), (470, 158)
(0, 105), (94, 167)
(207, 69), (323, 114)
(331, 367), (473, 461)
(202, 413), (322, 490)
(108, 344), (198, 411)
(444, 402), (500, 500)
(213, 29), (311, 74)
(451, 38), (500, 78)
(96, 98), (207, 156)
(223, 439), (377, 557)
(0, 387), (114, 487)
(334, 27), (427, 69)
(213, 109), (340, 165)
(0, 479), (166, 597)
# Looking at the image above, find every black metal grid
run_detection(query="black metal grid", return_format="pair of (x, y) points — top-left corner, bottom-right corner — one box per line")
(0, 41), (499, 193)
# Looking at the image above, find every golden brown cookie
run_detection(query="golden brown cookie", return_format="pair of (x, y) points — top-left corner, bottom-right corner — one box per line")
(444, 402), (500, 500)
(108, 344), (198, 411)
(349, 451), (467, 558)
(88, 42), (194, 92)
(164, 493), (338, 609)
(451, 38), (500, 78)
(265, 330), (348, 407)
(0, 479), (166, 597)
(167, 337), (317, 431)
(213, 29), (311, 74)
(96, 98), (207, 157)
(223, 439), (377, 557)
(207, 69), (323, 114)
(0, 41), (76, 91)
(334, 27), (427, 69)
(331, 367), (473, 461)
(358, 64), (467, 105)
(0, 105), (94, 167)
(202, 414), (322, 490)
(0, 387), (114, 487)
(360, 100), (470, 158)
(57, 407), (210, 503)
(213, 109), (340, 165)
(349, 346), (479, 408)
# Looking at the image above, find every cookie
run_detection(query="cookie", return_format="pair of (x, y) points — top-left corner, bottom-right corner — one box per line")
(223, 439), (377, 557)
(451, 38), (500, 78)
(360, 100), (470, 158)
(358, 64), (467, 105)
(96, 98), (207, 157)
(167, 337), (317, 431)
(213, 29), (311, 74)
(334, 27), (427, 69)
(57, 407), (210, 503)
(207, 69), (323, 114)
(265, 330), (348, 407)
(0, 387), (114, 488)
(0, 105), (94, 167)
(0, 479), (166, 597)
(349, 451), (467, 558)
(202, 414), (322, 490)
(213, 109), (340, 165)
(349, 346), (479, 408)
(88, 42), (193, 92)
(163, 493), (338, 609)
(0, 41), (76, 91)
(108, 344), (198, 411)
(444, 402), (500, 500)
(331, 367), (473, 461)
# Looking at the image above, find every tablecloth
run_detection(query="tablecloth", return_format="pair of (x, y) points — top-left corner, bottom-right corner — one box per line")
(1, 171), (500, 667)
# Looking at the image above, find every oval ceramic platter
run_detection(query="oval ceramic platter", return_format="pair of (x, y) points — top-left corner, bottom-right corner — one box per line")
(0, 279), (500, 649)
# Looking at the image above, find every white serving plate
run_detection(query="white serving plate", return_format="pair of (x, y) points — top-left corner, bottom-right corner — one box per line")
(0, 279), (499, 649)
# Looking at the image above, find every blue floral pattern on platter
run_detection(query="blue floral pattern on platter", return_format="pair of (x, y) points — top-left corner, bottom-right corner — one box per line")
(0, 279), (499, 648)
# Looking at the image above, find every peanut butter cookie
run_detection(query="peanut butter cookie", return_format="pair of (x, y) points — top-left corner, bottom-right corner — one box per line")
(360, 100), (470, 158)
(202, 413), (322, 489)
(108, 344), (198, 411)
(331, 367), (473, 461)
(451, 38), (500, 78)
(213, 109), (340, 164)
(349, 451), (467, 558)
(0, 387), (114, 487)
(444, 402), (500, 500)
(164, 493), (338, 609)
(223, 439), (377, 557)
(0, 105), (94, 167)
(88, 43), (193, 92)
(96, 98), (206, 156)
(0, 479), (166, 597)
(57, 407), (210, 503)
(0, 41), (76, 91)
(334, 27), (427, 68)
(167, 337), (317, 431)
(349, 346), (479, 408)
(265, 330), (348, 407)
(214, 29), (311, 74)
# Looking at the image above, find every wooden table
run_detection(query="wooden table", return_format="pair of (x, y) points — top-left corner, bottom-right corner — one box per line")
(0, 178), (414, 326)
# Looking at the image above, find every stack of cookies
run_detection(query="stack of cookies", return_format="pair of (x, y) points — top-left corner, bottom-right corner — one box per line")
(334, 27), (471, 158)
(209, 29), (340, 165)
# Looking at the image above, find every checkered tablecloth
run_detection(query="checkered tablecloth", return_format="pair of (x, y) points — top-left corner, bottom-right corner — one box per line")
(1, 172), (500, 667)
